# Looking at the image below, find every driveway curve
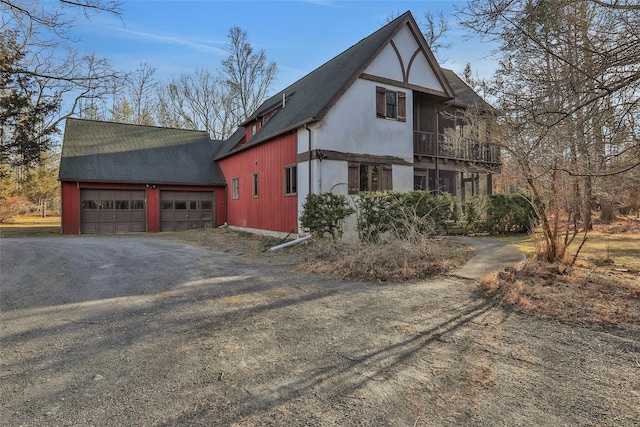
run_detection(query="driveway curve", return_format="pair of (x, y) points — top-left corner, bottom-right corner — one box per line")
(1, 234), (637, 426)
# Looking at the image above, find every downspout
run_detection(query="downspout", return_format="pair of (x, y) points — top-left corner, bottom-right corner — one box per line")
(224, 184), (228, 228)
(269, 234), (312, 251)
(305, 124), (312, 195)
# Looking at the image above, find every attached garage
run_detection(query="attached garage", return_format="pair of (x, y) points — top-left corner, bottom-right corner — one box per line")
(80, 189), (146, 234)
(160, 191), (215, 231)
(59, 119), (228, 235)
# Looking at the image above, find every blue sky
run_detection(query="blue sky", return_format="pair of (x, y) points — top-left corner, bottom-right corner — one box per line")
(63, 0), (498, 95)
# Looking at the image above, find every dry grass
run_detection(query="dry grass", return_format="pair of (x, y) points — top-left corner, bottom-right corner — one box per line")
(482, 217), (640, 328)
(492, 218), (640, 274)
(297, 237), (473, 282)
(480, 262), (640, 327)
(0, 214), (61, 237)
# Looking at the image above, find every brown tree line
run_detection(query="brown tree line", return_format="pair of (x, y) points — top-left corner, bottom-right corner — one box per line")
(1, 0), (276, 218)
(458, 0), (640, 262)
(80, 26), (277, 141)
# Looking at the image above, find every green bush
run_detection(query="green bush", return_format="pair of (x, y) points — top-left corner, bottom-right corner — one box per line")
(484, 194), (537, 233)
(462, 196), (488, 235)
(300, 193), (355, 239)
(355, 191), (454, 243)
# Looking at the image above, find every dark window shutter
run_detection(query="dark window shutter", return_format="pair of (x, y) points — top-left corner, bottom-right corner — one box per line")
(348, 164), (359, 194)
(382, 165), (393, 190)
(397, 91), (406, 122)
(376, 86), (386, 118)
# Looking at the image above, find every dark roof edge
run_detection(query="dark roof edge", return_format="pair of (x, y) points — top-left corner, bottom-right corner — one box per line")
(59, 178), (226, 186)
(215, 117), (317, 161)
(65, 117), (216, 137)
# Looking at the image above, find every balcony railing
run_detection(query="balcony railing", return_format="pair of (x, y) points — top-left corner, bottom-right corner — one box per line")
(413, 131), (500, 163)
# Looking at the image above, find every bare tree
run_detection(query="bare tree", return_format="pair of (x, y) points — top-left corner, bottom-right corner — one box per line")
(1, 0), (124, 165)
(156, 69), (238, 140)
(156, 27), (277, 140)
(127, 62), (157, 125)
(421, 10), (451, 62)
(221, 26), (277, 121)
(458, 0), (640, 262)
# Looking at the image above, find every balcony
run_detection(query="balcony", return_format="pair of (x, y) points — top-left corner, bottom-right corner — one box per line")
(413, 131), (500, 164)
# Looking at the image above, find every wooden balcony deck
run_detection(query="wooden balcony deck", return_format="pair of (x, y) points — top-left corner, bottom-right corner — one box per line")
(413, 131), (500, 164)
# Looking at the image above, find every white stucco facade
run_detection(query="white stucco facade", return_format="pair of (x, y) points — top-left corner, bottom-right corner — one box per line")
(295, 23), (451, 237)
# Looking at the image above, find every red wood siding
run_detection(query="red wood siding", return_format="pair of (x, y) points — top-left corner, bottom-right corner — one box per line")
(218, 133), (298, 233)
(60, 181), (225, 234)
(61, 181), (80, 234)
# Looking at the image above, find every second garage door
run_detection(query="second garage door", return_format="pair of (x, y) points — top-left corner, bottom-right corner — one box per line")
(160, 191), (215, 232)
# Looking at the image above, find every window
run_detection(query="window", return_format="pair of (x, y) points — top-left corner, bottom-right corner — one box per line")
(253, 173), (259, 198)
(175, 201), (187, 210)
(284, 165), (297, 196)
(251, 123), (257, 136)
(231, 177), (239, 200)
(376, 86), (406, 122)
(348, 163), (392, 194)
(131, 200), (145, 210)
(161, 200), (173, 210)
(116, 200), (129, 210)
(82, 200), (98, 209)
(201, 200), (212, 210)
(386, 91), (397, 118)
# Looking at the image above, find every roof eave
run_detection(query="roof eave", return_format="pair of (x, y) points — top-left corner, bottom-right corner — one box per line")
(215, 117), (317, 161)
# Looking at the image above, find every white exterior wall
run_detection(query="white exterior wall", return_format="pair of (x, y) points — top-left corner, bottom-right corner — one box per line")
(314, 78), (414, 162)
(295, 24), (447, 238)
(364, 25), (443, 91)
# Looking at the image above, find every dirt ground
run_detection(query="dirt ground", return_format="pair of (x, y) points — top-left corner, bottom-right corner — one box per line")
(1, 230), (638, 426)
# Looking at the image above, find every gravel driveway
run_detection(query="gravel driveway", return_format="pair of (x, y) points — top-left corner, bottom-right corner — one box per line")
(1, 233), (638, 426)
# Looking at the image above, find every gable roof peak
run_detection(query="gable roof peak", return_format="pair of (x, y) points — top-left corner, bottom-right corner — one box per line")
(223, 9), (453, 157)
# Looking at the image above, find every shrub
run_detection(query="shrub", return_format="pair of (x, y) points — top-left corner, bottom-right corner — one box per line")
(462, 196), (488, 235)
(0, 196), (33, 223)
(300, 193), (355, 239)
(355, 191), (454, 243)
(485, 194), (538, 233)
(354, 192), (399, 242)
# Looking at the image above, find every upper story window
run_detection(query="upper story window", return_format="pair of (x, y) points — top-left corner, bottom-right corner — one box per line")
(250, 123), (258, 136)
(376, 86), (406, 122)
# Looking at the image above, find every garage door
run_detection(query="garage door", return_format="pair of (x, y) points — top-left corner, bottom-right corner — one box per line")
(160, 191), (214, 232)
(80, 189), (146, 234)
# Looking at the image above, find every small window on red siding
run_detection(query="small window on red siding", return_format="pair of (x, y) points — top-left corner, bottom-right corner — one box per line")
(284, 165), (297, 196)
(252, 173), (259, 198)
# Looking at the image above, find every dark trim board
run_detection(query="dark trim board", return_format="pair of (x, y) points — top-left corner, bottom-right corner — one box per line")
(297, 149), (413, 166)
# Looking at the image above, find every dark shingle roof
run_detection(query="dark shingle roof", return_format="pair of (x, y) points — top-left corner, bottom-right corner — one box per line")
(59, 118), (226, 185)
(442, 69), (495, 111)
(217, 11), (454, 159)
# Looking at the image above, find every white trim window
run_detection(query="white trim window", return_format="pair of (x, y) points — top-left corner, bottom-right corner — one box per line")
(231, 177), (239, 200)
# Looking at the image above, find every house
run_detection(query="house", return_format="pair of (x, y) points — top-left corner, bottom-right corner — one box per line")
(58, 11), (499, 236)
(215, 11), (499, 237)
(58, 119), (226, 234)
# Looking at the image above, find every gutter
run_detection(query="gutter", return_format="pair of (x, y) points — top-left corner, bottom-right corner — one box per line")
(305, 124), (312, 195)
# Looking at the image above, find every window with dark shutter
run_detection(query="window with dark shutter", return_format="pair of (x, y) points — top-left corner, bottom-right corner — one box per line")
(348, 163), (393, 194)
(376, 87), (406, 122)
(376, 86), (386, 118)
(348, 164), (360, 194)
(397, 91), (406, 122)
